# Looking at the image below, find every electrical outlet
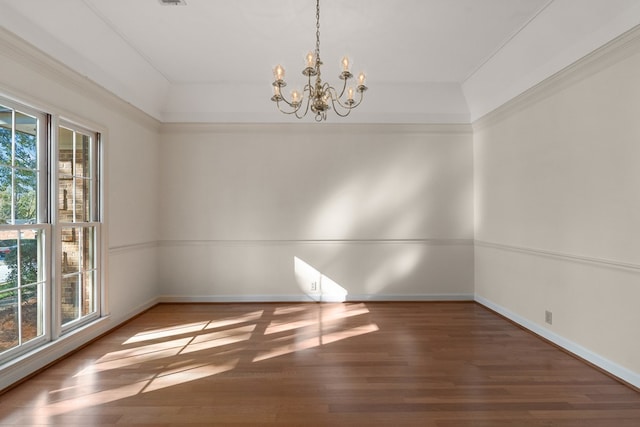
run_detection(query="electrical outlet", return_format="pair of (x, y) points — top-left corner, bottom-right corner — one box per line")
(545, 310), (553, 325)
(310, 282), (317, 292)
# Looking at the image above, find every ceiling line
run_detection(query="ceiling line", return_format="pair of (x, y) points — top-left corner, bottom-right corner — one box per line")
(461, 0), (555, 84)
(82, 0), (172, 84)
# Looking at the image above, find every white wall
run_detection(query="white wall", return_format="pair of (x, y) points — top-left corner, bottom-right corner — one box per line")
(0, 29), (161, 389)
(474, 27), (640, 386)
(158, 124), (474, 301)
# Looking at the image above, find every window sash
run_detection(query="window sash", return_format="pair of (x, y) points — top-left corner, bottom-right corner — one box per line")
(0, 96), (104, 364)
(56, 121), (101, 334)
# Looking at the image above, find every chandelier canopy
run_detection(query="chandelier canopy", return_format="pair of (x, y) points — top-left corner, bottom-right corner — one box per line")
(270, 0), (368, 121)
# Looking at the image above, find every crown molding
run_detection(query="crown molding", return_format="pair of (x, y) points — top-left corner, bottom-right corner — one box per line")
(472, 23), (640, 132)
(159, 122), (472, 135)
(0, 27), (160, 132)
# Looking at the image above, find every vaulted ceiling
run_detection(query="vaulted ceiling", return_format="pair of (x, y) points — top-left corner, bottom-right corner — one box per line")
(1, 0), (639, 123)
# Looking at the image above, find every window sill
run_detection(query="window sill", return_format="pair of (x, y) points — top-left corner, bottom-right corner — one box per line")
(0, 315), (113, 393)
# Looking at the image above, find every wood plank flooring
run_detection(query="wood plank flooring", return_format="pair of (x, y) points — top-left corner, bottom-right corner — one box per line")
(0, 302), (638, 426)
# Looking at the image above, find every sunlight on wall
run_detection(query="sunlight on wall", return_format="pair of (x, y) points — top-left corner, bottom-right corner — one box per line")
(308, 155), (434, 239)
(294, 256), (348, 302)
(364, 246), (424, 294)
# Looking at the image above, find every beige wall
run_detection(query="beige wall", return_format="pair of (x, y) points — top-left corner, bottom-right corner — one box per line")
(158, 124), (474, 301)
(474, 30), (640, 384)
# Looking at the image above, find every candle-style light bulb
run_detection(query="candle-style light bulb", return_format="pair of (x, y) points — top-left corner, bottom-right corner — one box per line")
(274, 64), (285, 81)
(291, 90), (301, 104)
(347, 87), (354, 101)
(358, 72), (366, 86)
(306, 52), (314, 68)
(342, 56), (350, 72)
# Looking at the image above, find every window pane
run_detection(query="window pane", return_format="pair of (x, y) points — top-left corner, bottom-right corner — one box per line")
(0, 231), (18, 291)
(61, 274), (79, 325)
(14, 112), (37, 170)
(74, 178), (91, 222)
(20, 231), (39, 286)
(15, 168), (37, 224)
(58, 127), (73, 177)
(0, 166), (11, 224)
(0, 290), (18, 352)
(82, 271), (95, 317)
(21, 283), (43, 344)
(0, 108), (11, 167)
(82, 227), (95, 271)
(58, 177), (72, 222)
(61, 227), (80, 274)
(76, 133), (92, 179)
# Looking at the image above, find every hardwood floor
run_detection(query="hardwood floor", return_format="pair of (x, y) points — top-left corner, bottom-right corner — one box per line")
(0, 302), (638, 426)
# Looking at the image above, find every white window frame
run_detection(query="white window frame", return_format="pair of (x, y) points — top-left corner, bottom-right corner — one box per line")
(54, 120), (102, 335)
(0, 98), (50, 364)
(0, 96), (105, 365)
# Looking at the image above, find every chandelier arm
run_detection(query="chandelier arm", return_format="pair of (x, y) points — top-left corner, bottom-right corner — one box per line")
(277, 93), (296, 108)
(294, 90), (312, 119)
(275, 99), (303, 115)
(323, 87), (353, 117)
(278, 90), (307, 115)
(345, 89), (366, 109)
(337, 75), (348, 99)
(331, 95), (353, 110)
(329, 97), (353, 118)
(296, 75), (314, 118)
(327, 86), (360, 111)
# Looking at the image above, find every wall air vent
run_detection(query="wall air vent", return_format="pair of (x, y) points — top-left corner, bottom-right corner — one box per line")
(159, 0), (187, 5)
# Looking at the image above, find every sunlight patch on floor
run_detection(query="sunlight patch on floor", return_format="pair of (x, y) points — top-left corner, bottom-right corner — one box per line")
(123, 321), (210, 344)
(253, 322), (379, 363)
(45, 303), (381, 417)
(203, 310), (265, 330)
(141, 360), (239, 393)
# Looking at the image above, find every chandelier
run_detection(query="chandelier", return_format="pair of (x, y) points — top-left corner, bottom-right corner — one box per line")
(270, 0), (368, 121)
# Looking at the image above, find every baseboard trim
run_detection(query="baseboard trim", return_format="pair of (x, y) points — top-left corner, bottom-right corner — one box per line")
(158, 293), (475, 304)
(475, 295), (640, 390)
(347, 293), (474, 302)
(158, 294), (316, 303)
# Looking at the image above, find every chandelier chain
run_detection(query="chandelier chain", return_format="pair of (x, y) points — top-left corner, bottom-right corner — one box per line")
(315, 0), (321, 62)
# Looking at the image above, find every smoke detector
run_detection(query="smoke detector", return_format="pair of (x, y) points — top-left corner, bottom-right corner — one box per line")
(159, 0), (187, 5)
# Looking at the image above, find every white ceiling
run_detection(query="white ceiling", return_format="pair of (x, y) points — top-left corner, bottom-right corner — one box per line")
(1, 0), (640, 123)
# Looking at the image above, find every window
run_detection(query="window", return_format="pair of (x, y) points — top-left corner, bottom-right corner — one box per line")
(57, 124), (100, 330)
(0, 97), (102, 363)
(0, 101), (47, 358)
